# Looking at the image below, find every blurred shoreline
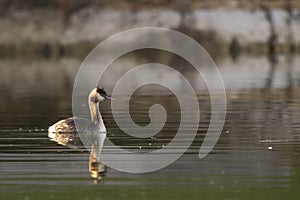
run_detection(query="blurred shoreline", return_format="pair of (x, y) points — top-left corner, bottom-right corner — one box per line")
(0, 0), (300, 59)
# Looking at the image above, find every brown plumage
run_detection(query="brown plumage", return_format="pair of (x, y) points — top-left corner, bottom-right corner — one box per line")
(48, 87), (112, 139)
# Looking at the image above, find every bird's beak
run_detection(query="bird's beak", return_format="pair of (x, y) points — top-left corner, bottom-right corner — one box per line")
(104, 95), (114, 100)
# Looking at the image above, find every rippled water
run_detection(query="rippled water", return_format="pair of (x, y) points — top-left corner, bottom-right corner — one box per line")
(0, 56), (300, 199)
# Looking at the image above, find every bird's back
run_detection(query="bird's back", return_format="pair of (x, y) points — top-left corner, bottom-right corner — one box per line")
(48, 117), (91, 134)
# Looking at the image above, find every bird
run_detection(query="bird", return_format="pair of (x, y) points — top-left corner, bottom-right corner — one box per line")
(48, 87), (112, 139)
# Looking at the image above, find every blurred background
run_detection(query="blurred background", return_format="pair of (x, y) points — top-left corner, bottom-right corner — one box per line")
(1, 0), (300, 92)
(1, 1), (300, 199)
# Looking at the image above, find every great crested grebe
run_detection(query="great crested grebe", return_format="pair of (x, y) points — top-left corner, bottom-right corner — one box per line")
(48, 87), (112, 137)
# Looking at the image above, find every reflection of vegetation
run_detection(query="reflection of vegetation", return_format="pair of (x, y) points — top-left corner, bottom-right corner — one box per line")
(229, 37), (241, 60)
(261, 3), (278, 57)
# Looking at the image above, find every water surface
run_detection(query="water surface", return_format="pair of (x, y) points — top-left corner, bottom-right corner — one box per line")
(0, 56), (300, 199)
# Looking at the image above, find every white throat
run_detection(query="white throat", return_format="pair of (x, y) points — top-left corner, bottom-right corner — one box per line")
(89, 101), (106, 133)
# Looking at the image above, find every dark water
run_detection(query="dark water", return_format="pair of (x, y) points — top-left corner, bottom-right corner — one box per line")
(0, 56), (300, 199)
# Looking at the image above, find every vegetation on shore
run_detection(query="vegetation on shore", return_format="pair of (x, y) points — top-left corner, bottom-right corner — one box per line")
(0, 0), (299, 59)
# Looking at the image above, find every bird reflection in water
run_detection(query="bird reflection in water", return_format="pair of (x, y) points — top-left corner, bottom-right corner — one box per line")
(49, 130), (107, 180)
(48, 87), (112, 181)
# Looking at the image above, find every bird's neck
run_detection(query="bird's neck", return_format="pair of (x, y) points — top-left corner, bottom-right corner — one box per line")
(89, 101), (102, 125)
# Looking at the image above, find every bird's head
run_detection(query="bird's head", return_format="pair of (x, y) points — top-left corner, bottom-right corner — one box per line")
(89, 87), (112, 103)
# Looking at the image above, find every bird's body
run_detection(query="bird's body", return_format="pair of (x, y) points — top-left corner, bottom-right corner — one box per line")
(49, 117), (87, 133)
(48, 87), (111, 139)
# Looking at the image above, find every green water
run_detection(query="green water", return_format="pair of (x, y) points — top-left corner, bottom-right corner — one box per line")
(0, 56), (300, 199)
